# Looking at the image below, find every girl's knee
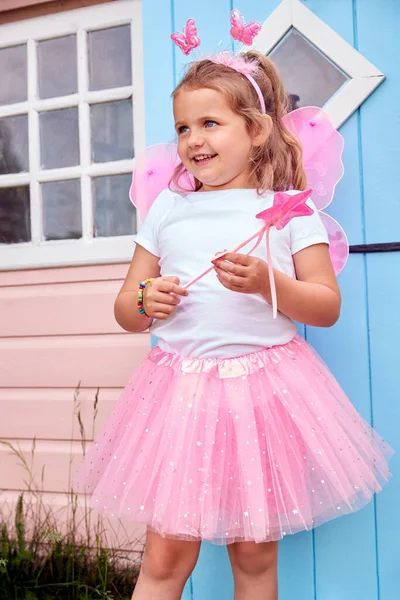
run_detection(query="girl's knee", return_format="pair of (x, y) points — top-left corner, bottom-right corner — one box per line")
(229, 541), (278, 577)
(141, 532), (200, 582)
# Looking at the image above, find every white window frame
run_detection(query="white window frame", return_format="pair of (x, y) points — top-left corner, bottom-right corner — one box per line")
(249, 0), (385, 129)
(0, 0), (144, 271)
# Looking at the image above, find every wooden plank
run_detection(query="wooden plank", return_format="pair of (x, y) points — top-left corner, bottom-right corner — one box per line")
(142, 0), (174, 145)
(278, 532), (315, 600)
(0, 333), (150, 387)
(192, 543), (233, 600)
(357, 0), (399, 245)
(365, 253), (399, 600)
(0, 263), (128, 287)
(0, 388), (120, 440)
(0, 438), (86, 493)
(356, 2), (400, 598)
(0, 280), (125, 336)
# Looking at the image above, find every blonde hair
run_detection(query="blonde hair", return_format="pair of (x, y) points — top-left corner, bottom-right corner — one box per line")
(171, 51), (306, 193)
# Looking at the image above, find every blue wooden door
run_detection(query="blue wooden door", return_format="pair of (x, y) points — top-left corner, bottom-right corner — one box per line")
(142, 1), (399, 598)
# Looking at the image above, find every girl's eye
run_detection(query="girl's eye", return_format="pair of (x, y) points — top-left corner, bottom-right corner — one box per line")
(205, 120), (217, 128)
(178, 125), (189, 134)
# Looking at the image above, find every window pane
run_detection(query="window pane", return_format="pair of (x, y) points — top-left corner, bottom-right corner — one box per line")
(0, 45), (27, 105)
(42, 180), (82, 241)
(38, 35), (78, 99)
(0, 115), (29, 173)
(0, 186), (30, 244)
(88, 26), (132, 91)
(91, 99), (133, 163)
(93, 174), (135, 237)
(40, 108), (80, 169)
(269, 29), (348, 110)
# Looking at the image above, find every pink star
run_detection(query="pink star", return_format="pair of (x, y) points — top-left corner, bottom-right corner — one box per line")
(256, 189), (314, 230)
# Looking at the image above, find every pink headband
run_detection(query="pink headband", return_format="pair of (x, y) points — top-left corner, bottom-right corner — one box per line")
(171, 10), (266, 114)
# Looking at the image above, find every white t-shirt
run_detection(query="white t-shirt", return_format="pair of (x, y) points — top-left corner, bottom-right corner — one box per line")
(134, 188), (329, 358)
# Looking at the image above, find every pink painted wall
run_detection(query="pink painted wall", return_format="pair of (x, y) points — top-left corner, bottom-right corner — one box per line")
(0, 263), (149, 541)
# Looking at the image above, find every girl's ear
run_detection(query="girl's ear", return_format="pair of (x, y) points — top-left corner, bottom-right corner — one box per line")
(252, 114), (272, 147)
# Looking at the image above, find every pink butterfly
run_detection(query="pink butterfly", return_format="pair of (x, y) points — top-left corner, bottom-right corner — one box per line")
(230, 9), (262, 46)
(171, 19), (201, 56)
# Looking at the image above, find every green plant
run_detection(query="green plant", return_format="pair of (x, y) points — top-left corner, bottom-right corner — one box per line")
(0, 386), (143, 599)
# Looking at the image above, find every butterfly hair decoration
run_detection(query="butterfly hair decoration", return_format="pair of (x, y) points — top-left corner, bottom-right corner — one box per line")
(170, 9), (261, 57)
(230, 9), (262, 46)
(170, 18), (201, 56)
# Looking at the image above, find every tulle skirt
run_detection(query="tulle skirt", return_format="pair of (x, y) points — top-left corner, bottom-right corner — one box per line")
(74, 336), (393, 545)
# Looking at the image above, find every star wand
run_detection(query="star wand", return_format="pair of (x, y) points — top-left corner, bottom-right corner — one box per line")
(184, 189), (314, 318)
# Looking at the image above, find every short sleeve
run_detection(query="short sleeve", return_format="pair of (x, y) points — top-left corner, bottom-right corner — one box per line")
(290, 198), (329, 255)
(133, 188), (176, 257)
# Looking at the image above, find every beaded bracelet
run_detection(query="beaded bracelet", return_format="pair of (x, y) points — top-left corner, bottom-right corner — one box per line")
(138, 278), (155, 316)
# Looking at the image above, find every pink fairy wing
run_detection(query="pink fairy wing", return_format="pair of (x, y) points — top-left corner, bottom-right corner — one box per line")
(319, 212), (349, 275)
(129, 143), (194, 221)
(283, 107), (344, 211)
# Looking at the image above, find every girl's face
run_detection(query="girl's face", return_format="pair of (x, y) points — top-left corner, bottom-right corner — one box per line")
(174, 87), (256, 191)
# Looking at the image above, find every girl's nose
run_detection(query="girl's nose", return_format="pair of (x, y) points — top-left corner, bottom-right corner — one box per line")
(188, 130), (204, 148)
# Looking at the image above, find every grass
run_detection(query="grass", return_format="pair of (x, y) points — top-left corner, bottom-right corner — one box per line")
(0, 386), (143, 599)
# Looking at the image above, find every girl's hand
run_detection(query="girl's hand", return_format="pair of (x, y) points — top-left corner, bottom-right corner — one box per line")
(213, 253), (271, 298)
(143, 276), (188, 320)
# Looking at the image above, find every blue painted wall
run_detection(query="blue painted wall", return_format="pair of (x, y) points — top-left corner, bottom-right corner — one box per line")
(142, 1), (399, 598)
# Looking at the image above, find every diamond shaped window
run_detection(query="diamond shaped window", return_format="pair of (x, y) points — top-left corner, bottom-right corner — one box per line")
(269, 28), (348, 112)
(249, 0), (384, 128)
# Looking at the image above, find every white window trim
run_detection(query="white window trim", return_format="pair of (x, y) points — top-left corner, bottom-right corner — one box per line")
(249, 0), (385, 129)
(0, 0), (144, 271)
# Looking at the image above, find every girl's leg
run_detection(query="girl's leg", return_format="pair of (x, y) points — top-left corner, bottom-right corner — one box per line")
(131, 529), (201, 600)
(227, 540), (278, 600)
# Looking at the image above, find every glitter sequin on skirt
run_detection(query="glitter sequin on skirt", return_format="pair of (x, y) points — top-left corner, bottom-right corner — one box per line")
(74, 336), (393, 545)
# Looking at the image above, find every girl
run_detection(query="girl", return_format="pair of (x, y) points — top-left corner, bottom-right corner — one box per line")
(76, 51), (392, 600)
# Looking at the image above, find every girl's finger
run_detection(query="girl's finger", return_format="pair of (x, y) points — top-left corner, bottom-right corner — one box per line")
(158, 279), (188, 296)
(149, 304), (177, 318)
(152, 311), (174, 320)
(150, 292), (180, 305)
(214, 260), (248, 277)
(215, 267), (246, 289)
(220, 252), (252, 266)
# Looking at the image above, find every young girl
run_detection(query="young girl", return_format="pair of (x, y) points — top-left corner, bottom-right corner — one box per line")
(76, 50), (392, 600)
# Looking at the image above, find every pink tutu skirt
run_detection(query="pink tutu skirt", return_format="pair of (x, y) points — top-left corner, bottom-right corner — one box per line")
(74, 336), (393, 545)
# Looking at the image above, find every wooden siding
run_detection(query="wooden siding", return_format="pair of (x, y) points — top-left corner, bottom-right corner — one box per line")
(0, 264), (150, 497)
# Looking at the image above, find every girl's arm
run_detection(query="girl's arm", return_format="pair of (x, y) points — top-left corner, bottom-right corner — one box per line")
(214, 243), (341, 327)
(265, 243), (341, 327)
(115, 244), (188, 333)
(114, 244), (161, 333)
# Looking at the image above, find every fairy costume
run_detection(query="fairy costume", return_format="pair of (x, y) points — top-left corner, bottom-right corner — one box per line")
(74, 11), (393, 545)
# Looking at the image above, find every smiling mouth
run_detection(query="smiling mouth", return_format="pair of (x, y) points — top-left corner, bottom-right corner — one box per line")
(192, 154), (217, 164)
